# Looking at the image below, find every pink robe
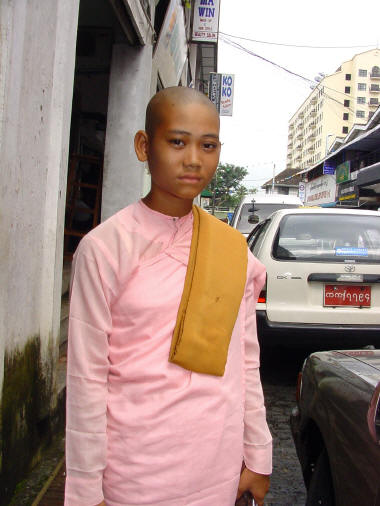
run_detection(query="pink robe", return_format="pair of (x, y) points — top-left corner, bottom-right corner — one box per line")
(65, 200), (272, 506)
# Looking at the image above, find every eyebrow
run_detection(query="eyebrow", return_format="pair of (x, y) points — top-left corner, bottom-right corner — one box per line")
(167, 129), (220, 139)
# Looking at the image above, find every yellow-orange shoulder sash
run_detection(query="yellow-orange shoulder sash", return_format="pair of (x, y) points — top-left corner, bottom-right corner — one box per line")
(169, 205), (248, 376)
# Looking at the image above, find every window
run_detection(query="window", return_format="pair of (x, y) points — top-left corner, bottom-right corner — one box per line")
(342, 126), (348, 134)
(357, 96), (366, 104)
(370, 84), (380, 91)
(371, 66), (380, 77)
(356, 110), (365, 118)
(359, 69), (367, 77)
(345, 86), (351, 94)
(343, 112), (349, 120)
(358, 83), (366, 90)
(272, 214), (380, 263)
(345, 74), (351, 80)
(344, 99), (350, 107)
(370, 98), (379, 105)
(247, 220), (271, 254)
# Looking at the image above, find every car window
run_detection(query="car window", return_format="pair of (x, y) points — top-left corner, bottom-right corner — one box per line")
(273, 213), (380, 263)
(236, 203), (300, 234)
(248, 219), (271, 255)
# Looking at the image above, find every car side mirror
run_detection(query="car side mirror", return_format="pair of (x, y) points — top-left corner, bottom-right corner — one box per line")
(248, 214), (259, 224)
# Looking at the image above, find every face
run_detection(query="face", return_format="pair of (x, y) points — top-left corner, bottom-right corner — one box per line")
(135, 101), (221, 204)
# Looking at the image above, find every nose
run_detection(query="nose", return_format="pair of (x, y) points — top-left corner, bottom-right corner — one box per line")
(184, 143), (201, 169)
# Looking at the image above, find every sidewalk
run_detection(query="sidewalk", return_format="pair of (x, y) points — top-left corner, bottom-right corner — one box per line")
(34, 458), (65, 506)
(9, 434), (65, 506)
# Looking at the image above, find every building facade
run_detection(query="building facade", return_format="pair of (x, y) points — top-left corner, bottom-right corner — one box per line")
(287, 49), (380, 172)
(0, 0), (218, 502)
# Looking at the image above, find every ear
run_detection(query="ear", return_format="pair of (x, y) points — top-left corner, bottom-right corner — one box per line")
(134, 130), (149, 162)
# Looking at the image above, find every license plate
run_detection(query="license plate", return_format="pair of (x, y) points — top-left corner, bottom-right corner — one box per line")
(324, 285), (371, 307)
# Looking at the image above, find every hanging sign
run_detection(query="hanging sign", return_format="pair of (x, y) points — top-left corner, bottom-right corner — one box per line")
(336, 161), (351, 184)
(323, 161), (335, 175)
(209, 73), (234, 116)
(192, 0), (220, 42)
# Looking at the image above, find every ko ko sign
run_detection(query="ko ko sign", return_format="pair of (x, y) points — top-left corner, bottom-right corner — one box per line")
(208, 73), (234, 116)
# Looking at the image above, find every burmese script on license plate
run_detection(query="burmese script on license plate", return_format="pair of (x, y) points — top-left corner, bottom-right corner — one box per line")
(324, 284), (371, 307)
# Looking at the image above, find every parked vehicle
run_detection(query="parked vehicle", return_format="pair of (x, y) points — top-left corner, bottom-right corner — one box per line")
(230, 193), (303, 237)
(247, 208), (380, 348)
(290, 349), (380, 505)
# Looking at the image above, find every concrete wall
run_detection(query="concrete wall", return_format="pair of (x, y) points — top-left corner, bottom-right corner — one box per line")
(0, 0), (79, 500)
(101, 43), (153, 220)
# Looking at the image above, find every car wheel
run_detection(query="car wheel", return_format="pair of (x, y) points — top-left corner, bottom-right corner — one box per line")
(306, 448), (334, 505)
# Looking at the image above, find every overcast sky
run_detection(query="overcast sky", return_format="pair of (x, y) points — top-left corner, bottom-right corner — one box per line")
(217, 0), (380, 190)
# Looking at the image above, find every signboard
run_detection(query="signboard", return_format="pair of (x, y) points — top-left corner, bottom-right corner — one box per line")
(336, 161), (351, 184)
(323, 161), (335, 175)
(153, 0), (187, 87)
(209, 73), (234, 116)
(305, 174), (336, 206)
(192, 0), (220, 42)
(337, 180), (358, 203)
(298, 182), (306, 202)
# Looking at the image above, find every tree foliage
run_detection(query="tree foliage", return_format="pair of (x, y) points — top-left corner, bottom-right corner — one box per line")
(208, 163), (251, 207)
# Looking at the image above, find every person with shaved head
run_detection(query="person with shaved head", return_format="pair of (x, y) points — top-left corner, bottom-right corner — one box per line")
(65, 86), (272, 506)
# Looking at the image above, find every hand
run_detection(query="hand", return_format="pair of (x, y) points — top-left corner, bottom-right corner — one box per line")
(236, 466), (270, 506)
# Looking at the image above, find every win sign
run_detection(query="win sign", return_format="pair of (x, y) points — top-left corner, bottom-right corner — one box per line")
(209, 73), (234, 116)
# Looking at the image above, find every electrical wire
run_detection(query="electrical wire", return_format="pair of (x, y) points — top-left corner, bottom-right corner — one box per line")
(220, 35), (357, 114)
(219, 31), (377, 50)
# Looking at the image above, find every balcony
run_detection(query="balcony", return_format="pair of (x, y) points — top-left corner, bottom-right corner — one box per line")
(307, 146), (315, 153)
(296, 143), (303, 150)
(311, 95), (317, 104)
(370, 85), (380, 93)
(369, 100), (379, 107)
(370, 72), (380, 79)
(310, 109), (317, 116)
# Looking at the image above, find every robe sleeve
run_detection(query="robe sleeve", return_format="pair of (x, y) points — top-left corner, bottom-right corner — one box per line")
(243, 251), (273, 475)
(65, 236), (115, 505)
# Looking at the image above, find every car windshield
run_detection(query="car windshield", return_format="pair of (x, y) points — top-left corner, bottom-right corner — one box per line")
(236, 203), (300, 233)
(273, 213), (380, 263)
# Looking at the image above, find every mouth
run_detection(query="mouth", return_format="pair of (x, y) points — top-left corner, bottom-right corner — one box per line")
(178, 175), (202, 184)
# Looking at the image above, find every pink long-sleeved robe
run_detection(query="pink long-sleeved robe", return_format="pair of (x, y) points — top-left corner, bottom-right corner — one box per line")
(65, 200), (272, 506)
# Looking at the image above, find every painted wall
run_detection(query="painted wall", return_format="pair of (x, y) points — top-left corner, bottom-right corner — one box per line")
(0, 0), (79, 500)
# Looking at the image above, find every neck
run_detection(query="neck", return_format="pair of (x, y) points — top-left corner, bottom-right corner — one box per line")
(142, 192), (194, 217)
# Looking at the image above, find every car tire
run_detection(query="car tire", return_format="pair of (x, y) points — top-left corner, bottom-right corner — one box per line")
(306, 448), (335, 505)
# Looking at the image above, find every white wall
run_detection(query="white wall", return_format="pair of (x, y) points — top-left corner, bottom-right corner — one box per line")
(0, 0), (79, 396)
(101, 43), (153, 220)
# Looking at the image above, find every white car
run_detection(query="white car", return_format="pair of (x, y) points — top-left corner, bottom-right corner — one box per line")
(230, 193), (303, 237)
(247, 208), (380, 348)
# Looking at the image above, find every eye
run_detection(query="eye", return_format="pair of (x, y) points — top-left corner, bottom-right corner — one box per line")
(170, 138), (185, 147)
(202, 142), (218, 151)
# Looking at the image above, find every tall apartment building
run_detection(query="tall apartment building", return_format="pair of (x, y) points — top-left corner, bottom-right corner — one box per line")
(286, 49), (380, 171)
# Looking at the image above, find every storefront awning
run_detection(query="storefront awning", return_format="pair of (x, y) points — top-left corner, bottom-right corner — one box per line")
(356, 162), (380, 187)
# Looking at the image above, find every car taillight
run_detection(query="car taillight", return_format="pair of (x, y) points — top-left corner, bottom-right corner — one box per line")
(367, 382), (380, 444)
(257, 277), (267, 303)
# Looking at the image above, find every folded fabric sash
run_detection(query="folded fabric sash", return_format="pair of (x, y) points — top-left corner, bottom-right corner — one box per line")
(169, 205), (248, 376)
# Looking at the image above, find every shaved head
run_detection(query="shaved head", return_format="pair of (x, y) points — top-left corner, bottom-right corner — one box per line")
(145, 86), (219, 138)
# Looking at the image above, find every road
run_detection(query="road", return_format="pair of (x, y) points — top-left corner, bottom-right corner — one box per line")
(260, 347), (310, 506)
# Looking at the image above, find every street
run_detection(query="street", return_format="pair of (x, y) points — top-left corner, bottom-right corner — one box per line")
(261, 347), (309, 505)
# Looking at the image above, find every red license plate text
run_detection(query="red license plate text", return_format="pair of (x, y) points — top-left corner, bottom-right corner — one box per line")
(324, 285), (371, 307)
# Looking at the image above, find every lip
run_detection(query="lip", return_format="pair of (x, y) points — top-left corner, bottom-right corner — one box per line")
(178, 175), (202, 184)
